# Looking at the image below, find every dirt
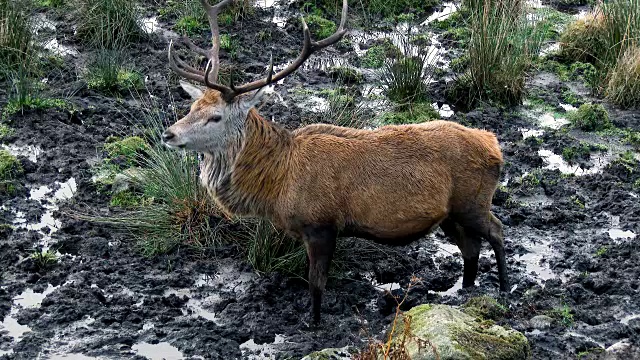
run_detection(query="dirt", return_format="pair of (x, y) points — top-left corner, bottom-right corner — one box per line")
(1, 1), (640, 359)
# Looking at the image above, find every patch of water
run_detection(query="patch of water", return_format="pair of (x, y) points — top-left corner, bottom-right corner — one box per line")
(239, 334), (287, 360)
(608, 229), (636, 240)
(1, 144), (42, 163)
(514, 235), (559, 287)
(298, 95), (330, 113)
(538, 149), (612, 176)
(11, 177), (77, 251)
(620, 314), (640, 326)
(540, 42), (560, 57)
(539, 113), (570, 129)
(565, 332), (605, 349)
(432, 103), (454, 118)
(141, 17), (159, 34)
(559, 103), (577, 112)
(47, 354), (99, 360)
(43, 38), (79, 57)
(132, 342), (184, 360)
(422, 2), (457, 25)
(1, 284), (60, 343)
(520, 128), (544, 138)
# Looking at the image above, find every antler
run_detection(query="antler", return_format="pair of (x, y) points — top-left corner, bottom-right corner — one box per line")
(168, 0), (349, 102)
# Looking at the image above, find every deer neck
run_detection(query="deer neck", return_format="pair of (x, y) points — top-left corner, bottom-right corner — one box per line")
(201, 108), (293, 217)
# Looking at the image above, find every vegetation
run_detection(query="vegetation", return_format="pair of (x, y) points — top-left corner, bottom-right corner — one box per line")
(559, 12), (606, 63)
(162, 0), (252, 35)
(463, 0), (548, 105)
(302, 0), (438, 19)
(462, 296), (508, 320)
(379, 103), (439, 125)
(2, 97), (71, 120)
(305, 14), (337, 39)
(567, 103), (611, 131)
(605, 46), (640, 108)
(0, 149), (23, 195)
(382, 51), (433, 107)
(104, 136), (148, 166)
(30, 248), (58, 269)
(74, 0), (143, 48)
(594, 246), (607, 257)
(550, 302), (574, 327)
(0, 124), (14, 139)
(86, 49), (143, 94)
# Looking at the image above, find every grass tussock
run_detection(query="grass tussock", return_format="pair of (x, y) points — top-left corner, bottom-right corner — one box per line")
(463, 0), (547, 105)
(605, 45), (640, 109)
(161, 0), (253, 35)
(0, 0), (34, 70)
(74, 0), (142, 48)
(559, 11), (607, 64)
(86, 48), (143, 95)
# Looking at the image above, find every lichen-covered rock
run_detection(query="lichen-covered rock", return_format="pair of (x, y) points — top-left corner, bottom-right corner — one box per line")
(462, 296), (508, 320)
(392, 304), (530, 360)
(301, 346), (357, 360)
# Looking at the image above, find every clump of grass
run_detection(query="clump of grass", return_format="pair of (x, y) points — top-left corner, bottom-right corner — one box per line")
(379, 103), (439, 125)
(30, 248), (58, 269)
(86, 49), (143, 94)
(328, 66), (363, 84)
(559, 11), (607, 64)
(464, 0), (547, 105)
(304, 14), (336, 39)
(104, 136), (148, 166)
(361, 41), (402, 69)
(383, 55), (428, 105)
(605, 46), (640, 109)
(304, 0), (438, 19)
(74, 0), (143, 48)
(38, 0), (64, 7)
(0, 0), (35, 70)
(0, 149), (23, 195)
(0, 124), (14, 139)
(550, 302), (574, 327)
(2, 97), (71, 120)
(562, 142), (593, 163)
(567, 103), (611, 131)
(246, 219), (306, 275)
(594, 246), (607, 257)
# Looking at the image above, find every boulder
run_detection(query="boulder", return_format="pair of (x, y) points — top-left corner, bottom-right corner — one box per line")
(390, 304), (530, 360)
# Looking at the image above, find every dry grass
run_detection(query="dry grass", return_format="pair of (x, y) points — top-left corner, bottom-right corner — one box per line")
(559, 11), (607, 64)
(354, 276), (440, 360)
(606, 45), (640, 108)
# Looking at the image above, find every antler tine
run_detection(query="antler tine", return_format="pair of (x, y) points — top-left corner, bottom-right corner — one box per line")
(200, 0), (233, 82)
(225, 0), (348, 97)
(168, 40), (206, 83)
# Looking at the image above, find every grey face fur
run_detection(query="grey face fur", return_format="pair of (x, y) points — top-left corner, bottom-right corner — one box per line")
(162, 82), (266, 154)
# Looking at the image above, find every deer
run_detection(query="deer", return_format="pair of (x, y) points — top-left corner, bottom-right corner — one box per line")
(162, 0), (508, 324)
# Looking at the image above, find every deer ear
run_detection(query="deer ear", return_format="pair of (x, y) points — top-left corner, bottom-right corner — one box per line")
(179, 80), (205, 100)
(241, 86), (270, 111)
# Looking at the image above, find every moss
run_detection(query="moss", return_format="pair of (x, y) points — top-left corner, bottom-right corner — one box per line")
(606, 46), (640, 109)
(567, 103), (611, 131)
(462, 296), (508, 321)
(304, 14), (336, 39)
(2, 97), (72, 120)
(594, 246), (607, 257)
(361, 45), (386, 69)
(562, 142), (593, 163)
(87, 68), (144, 94)
(623, 130), (640, 149)
(104, 136), (148, 165)
(379, 103), (439, 125)
(393, 304), (530, 360)
(561, 89), (580, 106)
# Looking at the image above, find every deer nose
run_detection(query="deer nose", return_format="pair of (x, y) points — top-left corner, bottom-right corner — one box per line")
(162, 130), (175, 142)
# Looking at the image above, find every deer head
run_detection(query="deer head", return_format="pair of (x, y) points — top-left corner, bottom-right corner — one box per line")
(162, 0), (349, 153)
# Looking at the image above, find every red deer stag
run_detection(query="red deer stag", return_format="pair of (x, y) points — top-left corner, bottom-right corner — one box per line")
(162, 0), (508, 323)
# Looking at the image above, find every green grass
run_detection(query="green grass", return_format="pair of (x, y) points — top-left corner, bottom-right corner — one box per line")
(361, 46), (386, 69)
(302, 0), (438, 19)
(567, 103), (611, 131)
(0, 149), (23, 196)
(382, 43), (435, 107)
(38, 0), (64, 7)
(175, 15), (206, 35)
(74, 0), (142, 49)
(304, 14), (336, 39)
(104, 136), (148, 165)
(605, 45), (640, 109)
(465, 0), (548, 105)
(2, 97), (72, 120)
(30, 248), (58, 269)
(86, 49), (143, 94)
(0, 124), (14, 139)
(594, 246), (607, 257)
(379, 103), (439, 125)
(0, 0), (34, 72)
(550, 302), (575, 327)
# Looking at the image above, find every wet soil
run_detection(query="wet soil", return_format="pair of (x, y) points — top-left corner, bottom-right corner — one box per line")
(1, 1), (640, 359)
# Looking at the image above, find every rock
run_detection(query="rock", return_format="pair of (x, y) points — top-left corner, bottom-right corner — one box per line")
(301, 346), (357, 360)
(111, 167), (142, 194)
(390, 304), (530, 360)
(529, 315), (555, 330)
(462, 296), (508, 320)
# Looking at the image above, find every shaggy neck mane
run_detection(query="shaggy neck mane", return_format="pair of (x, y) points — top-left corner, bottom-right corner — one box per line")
(200, 108), (292, 217)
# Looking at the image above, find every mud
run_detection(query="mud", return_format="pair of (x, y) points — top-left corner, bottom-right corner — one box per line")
(1, 0), (640, 359)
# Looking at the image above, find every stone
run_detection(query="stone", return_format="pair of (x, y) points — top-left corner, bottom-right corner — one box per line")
(301, 346), (357, 360)
(529, 315), (555, 330)
(390, 304), (530, 360)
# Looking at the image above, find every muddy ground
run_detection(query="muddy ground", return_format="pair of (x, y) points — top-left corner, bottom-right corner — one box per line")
(1, 0), (640, 359)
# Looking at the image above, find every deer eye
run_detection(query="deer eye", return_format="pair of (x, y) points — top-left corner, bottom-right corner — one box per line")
(206, 115), (222, 124)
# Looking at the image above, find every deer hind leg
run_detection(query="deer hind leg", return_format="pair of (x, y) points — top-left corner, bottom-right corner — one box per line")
(302, 225), (337, 324)
(440, 218), (482, 288)
(453, 212), (508, 292)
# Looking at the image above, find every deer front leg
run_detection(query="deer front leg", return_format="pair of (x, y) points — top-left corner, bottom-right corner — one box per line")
(302, 225), (337, 324)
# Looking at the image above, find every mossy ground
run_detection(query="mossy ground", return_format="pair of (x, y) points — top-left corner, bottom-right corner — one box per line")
(379, 103), (439, 125)
(567, 103), (611, 131)
(0, 149), (23, 196)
